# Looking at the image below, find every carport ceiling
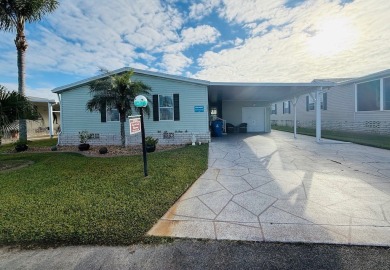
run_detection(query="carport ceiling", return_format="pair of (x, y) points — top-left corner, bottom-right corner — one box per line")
(208, 82), (336, 103)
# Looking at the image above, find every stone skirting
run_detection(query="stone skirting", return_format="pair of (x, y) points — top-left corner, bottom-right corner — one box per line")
(58, 132), (211, 146)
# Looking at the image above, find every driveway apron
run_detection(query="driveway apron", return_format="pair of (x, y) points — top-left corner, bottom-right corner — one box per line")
(148, 131), (390, 246)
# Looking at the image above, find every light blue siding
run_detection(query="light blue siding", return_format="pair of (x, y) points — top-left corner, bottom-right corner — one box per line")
(60, 73), (209, 139)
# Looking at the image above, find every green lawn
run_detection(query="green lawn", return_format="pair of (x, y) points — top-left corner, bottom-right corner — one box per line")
(272, 125), (390, 149)
(0, 144), (208, 247)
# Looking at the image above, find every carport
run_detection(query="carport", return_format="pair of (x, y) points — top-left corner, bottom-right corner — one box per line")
(208, 81), (336, 142)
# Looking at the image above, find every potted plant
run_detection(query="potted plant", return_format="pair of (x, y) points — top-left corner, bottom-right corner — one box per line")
(145, 136), (158, 153)
(15, 139), (28, 152)
(78, 130), (92, 151)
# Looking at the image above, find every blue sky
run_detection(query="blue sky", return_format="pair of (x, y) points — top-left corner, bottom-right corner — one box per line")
(0, 0), (389, 100)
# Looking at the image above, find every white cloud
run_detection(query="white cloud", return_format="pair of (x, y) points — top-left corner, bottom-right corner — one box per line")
(162, 25), (221, 54)
(219, 0), (285, 24)
(182, 25), (221, 45)
(0, 0), (185, 78)
(196, 0), (390, 82)
(0, 82), (58, 101)
(160, 53), (193, 74)
(189, 0), (221, 20)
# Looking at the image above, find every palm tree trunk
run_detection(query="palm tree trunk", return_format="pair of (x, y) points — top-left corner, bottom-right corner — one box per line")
(15, 18), (28, 142)
(120, 113), (126, 147)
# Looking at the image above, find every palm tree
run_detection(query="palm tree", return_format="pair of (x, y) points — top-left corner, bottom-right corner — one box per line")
(86, 70), (152, 147)
(0, 0), (59, 141)
(0, 85), (39, 143)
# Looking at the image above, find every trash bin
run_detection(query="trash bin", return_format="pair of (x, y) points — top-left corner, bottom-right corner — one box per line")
(212, 120), (223, 137)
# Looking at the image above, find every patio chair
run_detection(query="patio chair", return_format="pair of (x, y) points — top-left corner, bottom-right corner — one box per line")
(238, 123), (247, 133)
(226, 123), (235, 133)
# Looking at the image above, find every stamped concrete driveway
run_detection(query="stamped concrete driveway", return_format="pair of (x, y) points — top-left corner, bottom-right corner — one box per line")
(148, 130), (390, 246)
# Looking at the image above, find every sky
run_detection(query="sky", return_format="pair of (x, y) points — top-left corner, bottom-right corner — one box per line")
(0, 0), (389, 101)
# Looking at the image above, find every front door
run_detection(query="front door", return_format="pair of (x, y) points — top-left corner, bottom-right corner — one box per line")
(242, 107), (265, 132)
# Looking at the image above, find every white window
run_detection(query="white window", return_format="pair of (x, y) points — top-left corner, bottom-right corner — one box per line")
(307, 93), (327, 111)
(356, 79), (380, 111)
(283, 101), (290, 114)
(107, 108), (119, 121)
(159, 95), (173, 120)
(308, 95), (315, 110)
(271, 104), (277, 114)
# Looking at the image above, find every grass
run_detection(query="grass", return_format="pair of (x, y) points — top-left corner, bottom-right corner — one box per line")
(0, 144), (208, 247)
(272, 125), (390, 149)
(0, 138), (58, 152)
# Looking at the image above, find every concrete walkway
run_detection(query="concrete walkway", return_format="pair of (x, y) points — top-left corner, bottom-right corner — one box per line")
(148, 131), (390, 246)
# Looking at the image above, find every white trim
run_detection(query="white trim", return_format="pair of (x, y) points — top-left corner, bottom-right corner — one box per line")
(48, 103), (53, 138)
(356, 78), (381, 112)
(354, 83), (357, 113)
(380, 78), (384, 111)
(158, 94), (174, 121)
(106, 107), (120, 122)
(315, 88), (322, 142)
(52, 67), (209, 93)
(337, 69), (390, 86)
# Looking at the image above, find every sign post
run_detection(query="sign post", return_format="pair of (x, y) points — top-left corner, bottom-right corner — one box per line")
(134, 95), (148, 177)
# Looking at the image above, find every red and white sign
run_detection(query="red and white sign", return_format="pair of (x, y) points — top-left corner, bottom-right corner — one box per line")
(129, 117), (141, 134)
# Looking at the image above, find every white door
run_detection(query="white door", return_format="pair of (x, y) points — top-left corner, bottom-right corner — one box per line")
(242, 107), (265, 132)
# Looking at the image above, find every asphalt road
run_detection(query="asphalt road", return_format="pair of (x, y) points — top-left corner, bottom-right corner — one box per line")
(1, 240), (389, 270)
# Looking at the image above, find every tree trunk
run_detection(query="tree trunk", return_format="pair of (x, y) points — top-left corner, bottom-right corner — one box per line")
(15, 17), (28, 142)
(120, 112), (126, 147)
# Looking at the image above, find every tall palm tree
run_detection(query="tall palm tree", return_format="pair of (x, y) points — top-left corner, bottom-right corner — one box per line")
(0, 0), (59, 141)
(0, 85), (39, 143)
(86, 70), (152, 147)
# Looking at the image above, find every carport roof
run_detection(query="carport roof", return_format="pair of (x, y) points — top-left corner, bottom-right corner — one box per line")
(52, 67), (336, 103)
(208, 81), (336, 103)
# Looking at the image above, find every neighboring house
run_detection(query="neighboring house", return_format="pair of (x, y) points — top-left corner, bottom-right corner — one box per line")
(51, 68), (335, 146)
(2, 96), (60, 143)
(271, 69), (390, 135)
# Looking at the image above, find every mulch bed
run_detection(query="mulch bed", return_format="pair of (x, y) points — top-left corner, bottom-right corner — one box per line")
(5, 144), (185, 157)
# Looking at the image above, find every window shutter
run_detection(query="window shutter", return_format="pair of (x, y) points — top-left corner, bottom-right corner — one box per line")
(275, 104), (277, 114)
(153, 95), (159, 121)
(283, 103), (285, 114)
(306, 96), (309, 111)
(100, 101), (106, 122)
(289, 101), (291, 114)
(323, 93), (327, 110)
(173, 94), (180, 121)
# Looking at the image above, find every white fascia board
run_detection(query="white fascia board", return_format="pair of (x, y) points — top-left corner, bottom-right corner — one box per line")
(209, 81), (336, 87)
(27, 96), (56, 103)
(337, 69), (390, 86)
(51, 67), (210, 93)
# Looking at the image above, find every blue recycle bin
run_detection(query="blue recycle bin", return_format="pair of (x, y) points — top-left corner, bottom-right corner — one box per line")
(212, 120), (223, 137)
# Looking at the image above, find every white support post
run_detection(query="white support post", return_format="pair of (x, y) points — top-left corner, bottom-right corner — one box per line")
(315, 88), (322, 142)
(48, 103), (53, 138)
(292, 97), (299, 139)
